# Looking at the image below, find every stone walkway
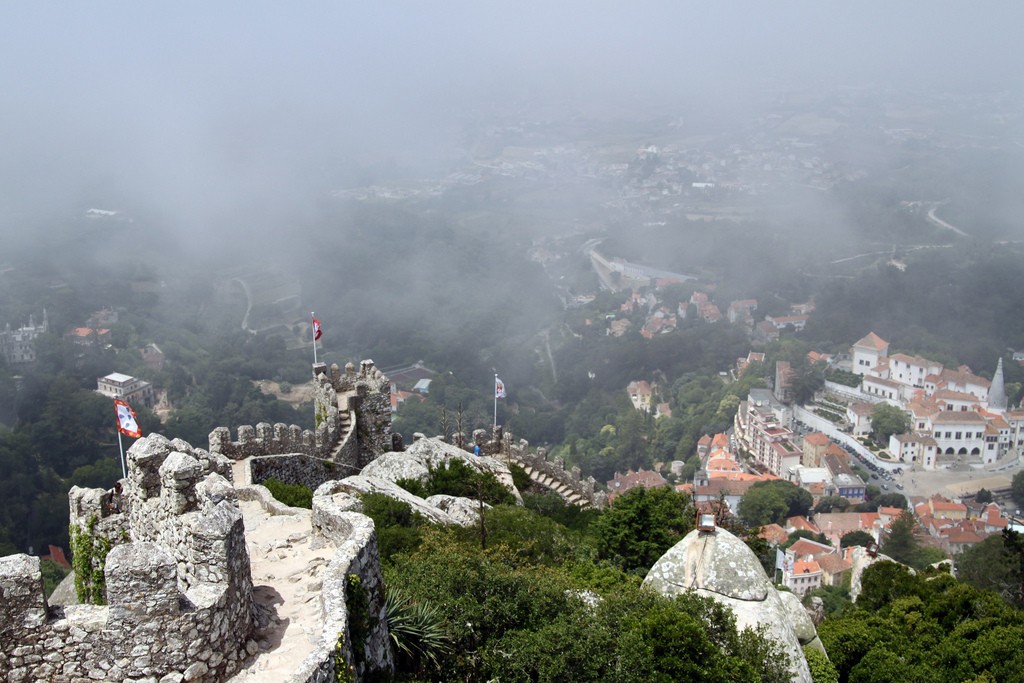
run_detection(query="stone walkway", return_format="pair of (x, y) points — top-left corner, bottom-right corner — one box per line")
(226, 499), (333, 682)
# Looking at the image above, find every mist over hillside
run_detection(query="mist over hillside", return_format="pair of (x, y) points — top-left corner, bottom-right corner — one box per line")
(2, 1), (1024, 570)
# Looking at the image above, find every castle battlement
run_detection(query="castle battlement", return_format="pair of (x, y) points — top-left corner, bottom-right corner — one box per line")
(2, 425), (397, 682)
(471, 426), (606, 508)
(2, 433), (258, 682)
(209, 360), (394, 473)
(210, 421), (320, 459)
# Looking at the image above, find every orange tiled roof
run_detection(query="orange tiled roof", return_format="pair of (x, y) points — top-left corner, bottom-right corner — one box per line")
(803, 432), (830, 447)
(854, 332), (889, 351)
(793, 559), (822, 575)
(759, 523), (789, 545)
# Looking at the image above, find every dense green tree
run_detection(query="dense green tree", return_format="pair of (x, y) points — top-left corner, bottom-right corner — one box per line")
(1012, 470), (1024, 507)
(881, 510), (917, 564)
(956, 535), (1019, 605)
(739, 485), (789, 528)
(975, 488), (994, 504)
(592, 486), (694, 573)
(841, 530), (875, 548)
(820, 559), (1024, 683)
(386, 529), (790, 683)
(880, 510), (946, 569)
(870, 403), (911, 443)
(804, 645), (839, 683)
(872, 492), (908, 509)
(361, 493), (425, 565)
(467, 505), (578, 566)
(856, 561), (923, 612)
(804, 585), (852, 618)
(816, 495), (851, 513)
(740, 480), (813, 527)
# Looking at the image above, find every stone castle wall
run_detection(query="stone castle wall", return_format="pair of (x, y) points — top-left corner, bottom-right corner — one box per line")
(209, 421), (319, 460)
(318, 360), (394, 468)
(1, 434), (257, 682)
(290, 482), (393, 682)
(473, 427), (604, 508)
(209, 360), (391, 471)
(249, 452), (361, 492)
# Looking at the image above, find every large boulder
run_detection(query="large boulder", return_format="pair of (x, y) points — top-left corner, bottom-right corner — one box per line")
(426, 495), (488, 526)
(847, 545), (908, 601)
(332, 475), (475, 526)
(362, 437), (522, 504)
(644, 527), (814, 683)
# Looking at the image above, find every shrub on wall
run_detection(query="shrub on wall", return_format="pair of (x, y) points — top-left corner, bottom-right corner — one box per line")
(263, 478), (313, 509)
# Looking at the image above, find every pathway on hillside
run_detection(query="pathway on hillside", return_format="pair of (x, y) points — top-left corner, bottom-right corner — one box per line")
(227, 497), (333, 683)
(927, 204), (969, 237)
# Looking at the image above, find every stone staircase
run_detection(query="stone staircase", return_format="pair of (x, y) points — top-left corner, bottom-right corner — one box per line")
(505, 452), (596, 508)
(326, 408), (353, 461)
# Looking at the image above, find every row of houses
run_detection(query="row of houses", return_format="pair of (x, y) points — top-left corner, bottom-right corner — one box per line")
(849, 332), (1024, 468)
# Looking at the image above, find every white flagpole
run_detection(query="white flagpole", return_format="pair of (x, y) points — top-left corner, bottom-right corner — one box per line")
(494, 374), (498, 428)
(311, 311), (318, 364)
(117, 428), (127, 479)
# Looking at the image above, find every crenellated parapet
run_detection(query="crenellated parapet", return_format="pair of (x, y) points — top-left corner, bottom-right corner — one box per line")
(0, 433), (258, 683)
(471, 427), (605, 508)
(209, 421), (319, 460)
(210, 360), (392, 472)
(316, 360), (393, 467)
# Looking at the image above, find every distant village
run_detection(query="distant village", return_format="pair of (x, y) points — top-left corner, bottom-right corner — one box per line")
(611, 327), (1023, 596)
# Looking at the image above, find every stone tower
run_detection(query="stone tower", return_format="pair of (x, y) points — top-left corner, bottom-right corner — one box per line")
(989, 357), (1007, 412)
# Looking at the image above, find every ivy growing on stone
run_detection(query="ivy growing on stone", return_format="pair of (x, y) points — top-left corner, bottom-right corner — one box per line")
(346, 573), (374, 668)
(69, 515), (113, 605)
(333, 632), (355, 683)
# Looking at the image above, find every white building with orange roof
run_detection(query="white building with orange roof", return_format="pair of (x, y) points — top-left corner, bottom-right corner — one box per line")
(933, 367), (992, 405)
(785, 516), (821, 536)
(889, 432), (938, 469)
(736, 351), (766, 376)
(846, 402), (875, 436)
(817, 553), (853, 587)
(862, 374), (904, 402)
(784, 559), (823, 596)
(925, 495), (967, 521)
(740, 389), (800, 476)
(887, 353), (943, 388)
(928, 410), (992, 461)
(851, 332), (890, 376)
(1006, 409), (1024, 450)
(759, 523), (789, 546)
(727, 299), (758, 326)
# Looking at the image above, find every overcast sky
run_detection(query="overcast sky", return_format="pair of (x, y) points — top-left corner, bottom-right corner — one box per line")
(1, 2), (1021, 250)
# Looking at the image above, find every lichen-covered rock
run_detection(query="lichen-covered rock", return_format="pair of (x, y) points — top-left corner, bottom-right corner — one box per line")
(644, 528), (814, 683)
(847, 546), (907, 602)
(778, 590), (826, 655)
(333, 475), (465, 525)
(362, 437), (523, 504)
(426, 494), (489, 526)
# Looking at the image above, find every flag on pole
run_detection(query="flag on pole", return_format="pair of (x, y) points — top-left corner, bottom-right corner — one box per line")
(775, 548), (785, 571)
(312, 314), (323, 341)
(114, 399), (142, 439)
(495, 376), (506, 398)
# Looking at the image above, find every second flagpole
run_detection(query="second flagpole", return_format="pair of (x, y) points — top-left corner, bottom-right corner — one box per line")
(311, 312), (318, 364)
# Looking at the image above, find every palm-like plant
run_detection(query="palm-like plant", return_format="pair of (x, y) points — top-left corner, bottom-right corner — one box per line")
(385, 587), (453, 675)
